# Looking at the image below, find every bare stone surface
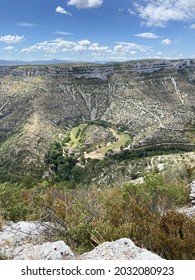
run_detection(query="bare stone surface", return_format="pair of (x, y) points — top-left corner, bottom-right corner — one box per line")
(80, 238), (163, 260)
(0, 221), (74, 260)
(0, 222), (163, 260)
(13, 240), (74, 260)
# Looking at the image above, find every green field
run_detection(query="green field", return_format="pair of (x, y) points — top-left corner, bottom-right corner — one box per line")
(99, 132), (131, 155)
(69, 124), (132, 157)
(70, 124), (87, 145)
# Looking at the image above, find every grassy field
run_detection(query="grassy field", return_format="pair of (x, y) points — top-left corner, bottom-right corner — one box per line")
(69, 124), (132, 158)
(70, 124), (87, 146)
(99, 131), (131, 155)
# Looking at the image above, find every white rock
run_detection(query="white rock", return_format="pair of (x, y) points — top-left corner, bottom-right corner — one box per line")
(11, 221), (48, 235)
(178, 205), (195, 217)
(0, 221), (50, 248)
(0, 221), (74, 260)
(80, 238), (163, 260)
(13, 241), (74, 260)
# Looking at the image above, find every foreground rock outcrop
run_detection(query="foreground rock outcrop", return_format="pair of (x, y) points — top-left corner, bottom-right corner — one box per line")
(0, 221), (74, 260)
(80, 238), (162, 260)
(0, 221), (162, 260)
(13, 241), (74, 260)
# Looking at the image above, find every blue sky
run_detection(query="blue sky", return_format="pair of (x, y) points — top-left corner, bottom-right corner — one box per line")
(0, 0), (195, 62)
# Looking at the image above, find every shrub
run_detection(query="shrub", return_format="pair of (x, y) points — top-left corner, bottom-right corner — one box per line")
(0, 173), (194, 259)
(122, 173), (187, 213)
(0, 183), (29, 221)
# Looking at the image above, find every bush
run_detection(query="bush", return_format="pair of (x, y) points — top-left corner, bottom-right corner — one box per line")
(0, 174), (194, 259)
(0, 183), (29, 221)
(122, 173), (187, 213)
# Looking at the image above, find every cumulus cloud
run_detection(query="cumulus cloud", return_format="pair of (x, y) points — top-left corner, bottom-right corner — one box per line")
(56, 6), (72, 16)
(79, 39), (91, 46)
(0, 35), (24, 44)
(20, 38), (153, 60)
(161, 38), (172, 45)
(88, 42), (109, 51)
(190, 23), (195, 28)
(21, 38), (110, 54)
(134, 0), (195, 27)
(114, 42), (152, 54)
(135, 32), (159, 39)
(67, 0), (103, 9)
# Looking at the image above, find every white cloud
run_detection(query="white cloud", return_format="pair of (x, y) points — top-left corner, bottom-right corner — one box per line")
(2, 46), (15, 50)
(134, 0), (195, 27)
(190, 23), (195, 28)
(55, 31), (74, 35)
(16, 22), (37, 27)
(20, 38), (153, 60)
(21, 38), (110, 54)
(0, 35), (24, 44)
(79, 39), (91, 46)
(135, 32), (159, 39)
(118, 8), (124, 12)
(67, 0), (103, 9)
(161, 38), (172, 45)
(114, 42), (152, 54)
(56, 6), (72, 16)
(128, 8), (136, 15)
(88, 42), (109, 51)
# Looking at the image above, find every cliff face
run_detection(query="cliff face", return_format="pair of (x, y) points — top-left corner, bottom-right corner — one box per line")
(1, 59), (195, 78)
(0, 59), (195, 179)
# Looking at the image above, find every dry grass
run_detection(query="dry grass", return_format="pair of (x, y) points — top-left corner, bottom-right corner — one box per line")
(0, 215), (5, 230)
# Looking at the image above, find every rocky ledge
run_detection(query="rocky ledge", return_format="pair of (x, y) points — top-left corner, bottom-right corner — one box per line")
(0, 59), (195, 79)
(189, 181), (195, 205)
(0, 221), (163, 260)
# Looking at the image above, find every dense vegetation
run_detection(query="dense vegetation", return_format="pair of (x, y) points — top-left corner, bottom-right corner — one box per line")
(1, 172), (195, 259)
(108, 144), (195, 160)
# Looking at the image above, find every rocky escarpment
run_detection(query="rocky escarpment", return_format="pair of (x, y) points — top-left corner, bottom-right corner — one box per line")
(1, 59), (195, 79)
(0, 59), (195, 180)
(0, 221), (162, 260)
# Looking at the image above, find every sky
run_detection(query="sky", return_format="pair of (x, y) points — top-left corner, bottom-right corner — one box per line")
(0, 0), (195, 62)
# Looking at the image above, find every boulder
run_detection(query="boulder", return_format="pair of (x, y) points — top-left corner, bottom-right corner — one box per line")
(0, 222), (162, 260)
(178, 206), (195, 217)
(0, 221), (51, 248)
(13, 240), (74, 260)
(0, 221), (74, 260)
(80, 238), (163, 260)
